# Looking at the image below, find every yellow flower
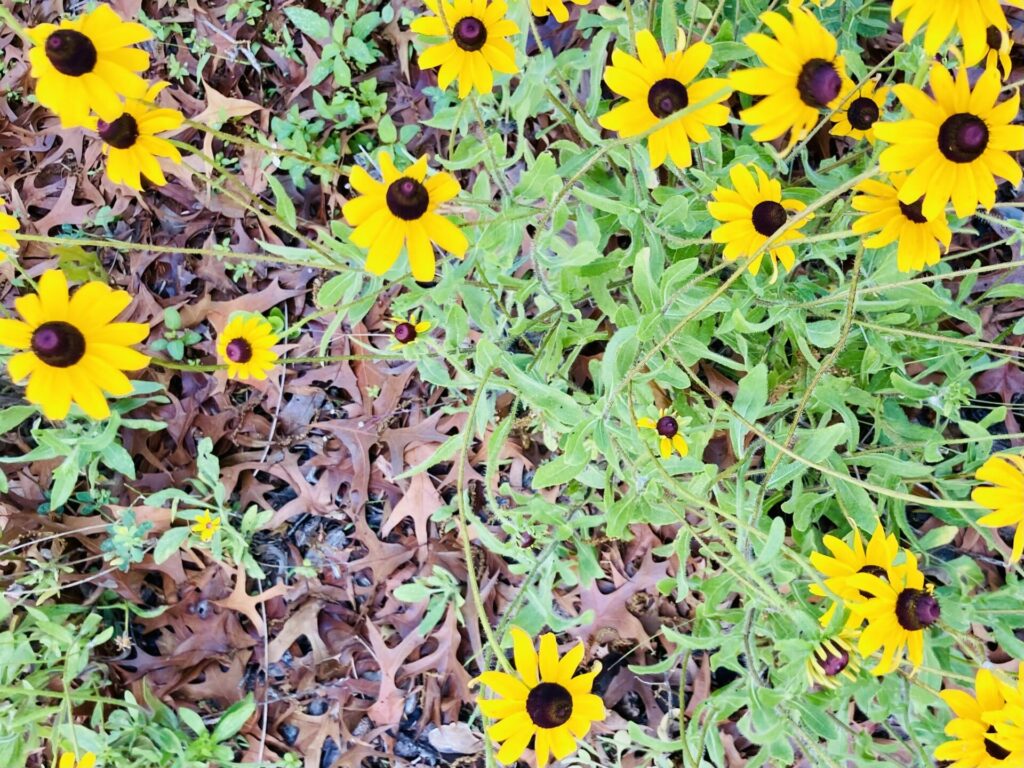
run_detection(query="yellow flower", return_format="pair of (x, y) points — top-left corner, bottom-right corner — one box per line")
(597, 30), (731, 170)
(411, 0), (519, 99)
(0, 270), (149, 420)
(983, 25), (1013, 81)
(708, 163), (811, 280)
(730, 5), (849, 151)
(27, 4), (151, 128)
(891, 0), (1007, 66)
(874, 64), (1024, 219)
(59, 754), (97, 768)
(636, 407), (688, 459)
(528, 0), (588, 22)
(985, 697), (1024, 766)
(477, 627), (605, 767)
(805, 631), (861, 689)
(809, 520), (901, 627)
(935, 667), (1022, 767)
(851, 172), (953, 273)
(217, 314), (279, 381)
(972, 453), (1024, 563)
(0, 198), (19, 252)
(846, 551), (940, 675)
(831, 77), (889, 143)
(391, 311), (431, 348)
(192, 511), (221, 542)
(86, 82), (184, 190)
(343, 152), (468, 282)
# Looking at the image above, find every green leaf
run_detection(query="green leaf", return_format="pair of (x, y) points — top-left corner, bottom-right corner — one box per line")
(211, 694), (256, 742)
(153, 527), (190, 565)
(50, 455), (81, 510)
(0, 405), (37, 434)
(284, 7), (331, 40)
(731, 363), (767, 455)
(266, 174), (298, 229)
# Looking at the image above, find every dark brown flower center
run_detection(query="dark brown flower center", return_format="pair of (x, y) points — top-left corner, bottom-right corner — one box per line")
(751, 200), (787, 237)
(656, 415), (678, 437)
(797, 58), (842, 108)
(817, 646), (850, 677)
(899, 198), (928, 224)
(525, 682), (573, 729)
(31, 321), (86, 368)
(938, 113), (989, 163)
(894, 588), (940, 631)
(987, 25), (1003, 51)
(985, 726), (1011, 760)
(453, 17), (487, 52)
(647, 78), (689, 119)
(847, 97), (880, 131)
(45, 29), (98, 77)
(385, 177), (430, 221)
(394, 322), (417, 344)
(225, 338), (253, 364)
(97, 114), (140, 150)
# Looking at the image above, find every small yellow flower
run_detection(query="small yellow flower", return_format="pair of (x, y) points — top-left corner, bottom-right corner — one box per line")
(411, 0), (519, 99)
(934, 667), (1023, 766)
(528, 0), (589, 23)
(847, 551), (940, 675)
(217, 313), (279, 381)
(831, 77), (889, 143)
(805, 631), (861, 689)
(637, 407), (688, 459)
(343, 152), (467, 282)
(27, 4), (151, 127)
(809, 520), (901, 627)
(0, 198), (19, 252)
(0, 269), (150, 420)
(597, 29), (732, 170)
(983, 25), (1013, 81)
(972, 453), (1024, 562)
(708, 163), (811, 280)
(851, 172), (952, 273)
(477, 627), (605, 767)
(86, 82), (184, 190)
(192, 512), (221, 542)
(391, 311), (431, 348)
(59, 753), (97, 768)
(874, 64), (1024, 220)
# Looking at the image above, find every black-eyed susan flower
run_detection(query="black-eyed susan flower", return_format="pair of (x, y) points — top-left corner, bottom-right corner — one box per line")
(597, 30), (731, 169)
(637, 407), (688, 459)
(831, 78), (889, 143)
(730, 5), (849, 151)
(477, 627), (605, 767)
(935, 667), (1021, 767)
(191, 511), (221, 542)
(0, 270), (149, 420)
(217, 313), (279, 381)
(0, 199), (18, 252)
(411, 0), (519, 99)
(809, 520), (901, 627)
(528, 0), (588, 23)
(343, 152), (468, 282)
(86, 82), (184, 191)
(891, 0), (1007, 66)
(58, 754), (96, 768)
(391, 311), (431, 348)
(708, 163), (811, 280)
(984, 25), (1013, 81)
(847, 552), (940, 675)
(851, 172), (953, 273)
(875, 64), (1024, 219)
(27, 4), (151, 128)
(806, 632), (861, 689)
(985, 694), (1024, 766)
(972, 454), (1024, 563)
